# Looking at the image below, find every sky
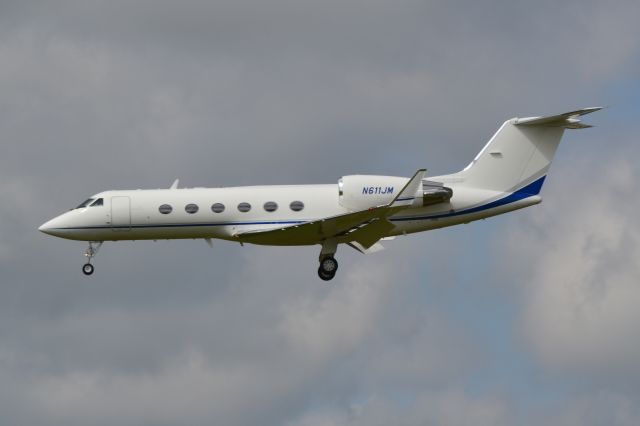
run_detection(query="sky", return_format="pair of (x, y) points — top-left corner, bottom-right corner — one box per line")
(1, 0), (640, 425)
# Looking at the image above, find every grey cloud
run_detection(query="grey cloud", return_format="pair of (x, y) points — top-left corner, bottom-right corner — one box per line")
(288, 388), (510, 426)
(0, 245), (480, 426)
(1, 0), (640, 425)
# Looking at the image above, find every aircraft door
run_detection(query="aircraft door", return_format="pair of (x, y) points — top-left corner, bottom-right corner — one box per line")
(111, 196), (131, 231)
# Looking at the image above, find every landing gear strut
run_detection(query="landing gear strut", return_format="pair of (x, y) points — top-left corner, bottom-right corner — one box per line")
(318, 239), (338, 281)
(82, 241), (103, 276)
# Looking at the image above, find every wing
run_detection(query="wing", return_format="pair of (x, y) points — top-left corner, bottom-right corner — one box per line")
(237, 169), (426, 246)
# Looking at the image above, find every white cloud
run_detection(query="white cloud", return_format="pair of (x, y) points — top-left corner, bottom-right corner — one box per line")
(278, 261), (391, 363)
(501, 154), (640, 379)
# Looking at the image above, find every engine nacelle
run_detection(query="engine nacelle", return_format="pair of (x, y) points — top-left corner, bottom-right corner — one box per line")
(338, 175), (410, 211)
(338, 175), (454, 211)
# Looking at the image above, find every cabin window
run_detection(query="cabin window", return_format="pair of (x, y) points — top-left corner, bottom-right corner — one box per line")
(263, 201), (278, 212)
(185, 204), (199, 214)
(76, 198), (94, 209)
(90, 198), (103, 207)
(211, 203), (225, 213)
(290, 200), (304, 211)
(159, 204), (173, 214)
(238, 202), (251, 213)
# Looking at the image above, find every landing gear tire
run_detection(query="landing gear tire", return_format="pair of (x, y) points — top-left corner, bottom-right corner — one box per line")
(318, 256), (338, 281)
(82, 263), (94, 276)
(318, 267), (335, 281)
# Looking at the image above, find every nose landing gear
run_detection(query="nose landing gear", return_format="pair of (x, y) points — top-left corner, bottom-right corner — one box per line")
(82, 241), (103, 276)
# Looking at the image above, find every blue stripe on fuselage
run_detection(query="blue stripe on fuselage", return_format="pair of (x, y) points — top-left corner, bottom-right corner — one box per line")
(390, 175), (546, 222)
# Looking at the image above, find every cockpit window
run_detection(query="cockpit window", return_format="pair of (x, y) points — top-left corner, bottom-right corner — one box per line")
(76, 198), (95, 209)
(90, 198), (103, 207)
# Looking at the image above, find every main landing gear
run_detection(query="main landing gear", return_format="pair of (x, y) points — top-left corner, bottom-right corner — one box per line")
(318, 239), (338, 281)
(318, 256), (338, 281)
(82, 241), (103, 276)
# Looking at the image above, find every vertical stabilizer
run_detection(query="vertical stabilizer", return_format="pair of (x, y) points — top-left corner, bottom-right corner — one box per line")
(458, 108), (601, 193)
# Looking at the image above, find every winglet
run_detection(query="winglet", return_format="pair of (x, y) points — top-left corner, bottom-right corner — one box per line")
(389, 169), (426, 207)
(170, 179), (179, 189)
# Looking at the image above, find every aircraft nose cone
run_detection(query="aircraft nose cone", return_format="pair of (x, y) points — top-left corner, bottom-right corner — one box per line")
(38, 215), (70, 237)
(39, 219), (55, 235)
(38, 211), (91, 240)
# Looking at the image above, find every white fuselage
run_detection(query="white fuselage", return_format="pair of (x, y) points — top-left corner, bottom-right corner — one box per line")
(38, 175), (542, 245)
(37, 107), (600, 280)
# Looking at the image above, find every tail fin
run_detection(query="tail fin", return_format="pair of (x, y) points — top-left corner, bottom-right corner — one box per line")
(459, 107), (601, 193)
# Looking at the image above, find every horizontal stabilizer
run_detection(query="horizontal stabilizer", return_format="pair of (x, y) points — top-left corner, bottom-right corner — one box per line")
(514, 107), (602, 129)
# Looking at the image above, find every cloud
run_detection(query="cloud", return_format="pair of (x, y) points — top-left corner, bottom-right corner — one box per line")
(542, 391), (640, 426)
(0, 246), (479, 425)
(0, 0), (639, 425)
(288, 389), (510, 426)
(500, 152), (640, 382)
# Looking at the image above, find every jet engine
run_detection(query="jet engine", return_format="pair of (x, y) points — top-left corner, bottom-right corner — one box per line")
(338, 175), (452, 211)
(338, 175), (413, 211)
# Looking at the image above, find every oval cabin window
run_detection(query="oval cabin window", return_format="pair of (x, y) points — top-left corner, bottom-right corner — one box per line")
(289, 200), (304, 211)
(211, 203), (225, 213)
(263, 201), (278, 212)
(159, 204), (173, 214)
(238, 202), (251, 213)
(185, 204), (199, 214)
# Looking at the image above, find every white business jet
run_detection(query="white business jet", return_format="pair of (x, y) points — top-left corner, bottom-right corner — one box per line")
(39, 107), (600, 280)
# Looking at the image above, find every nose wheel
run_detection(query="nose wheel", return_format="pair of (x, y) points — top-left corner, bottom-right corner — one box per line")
(82, 263), (94, 275)
(82, 241), (102, 276)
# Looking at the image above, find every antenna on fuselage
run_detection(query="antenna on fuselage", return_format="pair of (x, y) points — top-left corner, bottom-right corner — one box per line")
(169, 179), (179, 189)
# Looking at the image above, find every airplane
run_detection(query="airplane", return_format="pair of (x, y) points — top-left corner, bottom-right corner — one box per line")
(39, 107), (601, 281)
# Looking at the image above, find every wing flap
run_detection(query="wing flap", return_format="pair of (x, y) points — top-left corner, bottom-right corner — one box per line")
(238, 205), (391, 245)
(344, 218), (395, 248)
(348, 241), (385, 254)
